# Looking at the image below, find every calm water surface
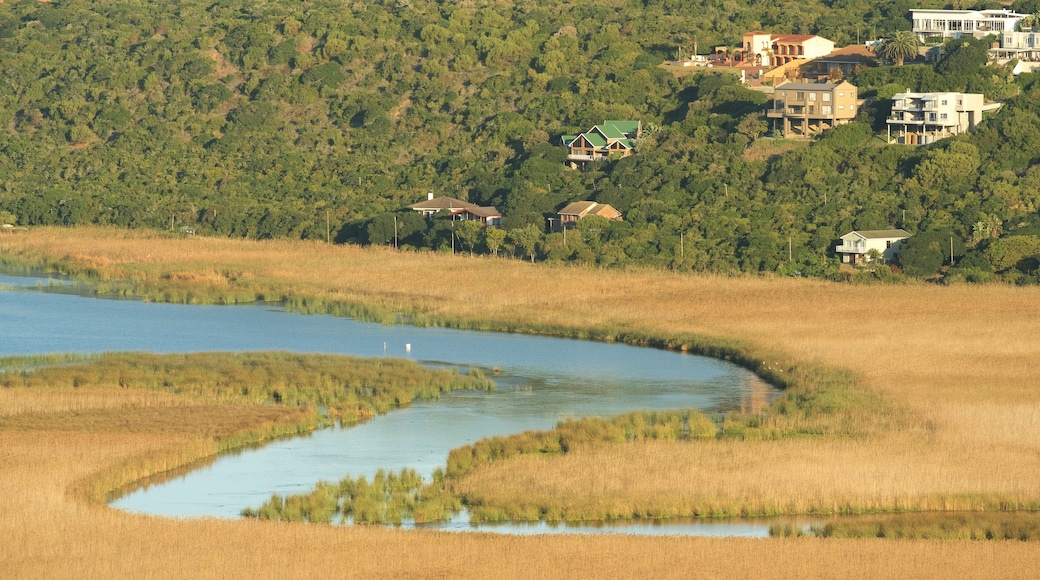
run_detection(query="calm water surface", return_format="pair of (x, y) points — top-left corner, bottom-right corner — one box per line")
(1, 273), (779, 536)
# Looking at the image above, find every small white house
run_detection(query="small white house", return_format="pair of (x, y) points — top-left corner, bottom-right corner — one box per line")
(836, 230), (911, 265)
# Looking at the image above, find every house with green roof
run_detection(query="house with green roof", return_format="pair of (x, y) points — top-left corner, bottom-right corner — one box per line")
(561, 120), (642, 168)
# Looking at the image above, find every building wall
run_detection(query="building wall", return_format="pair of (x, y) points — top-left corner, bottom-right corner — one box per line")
(888, 92), (984, 137)
(838, 236), (906, 263)
(770, 83), (857, 120)
(911, 9), (1026, 41)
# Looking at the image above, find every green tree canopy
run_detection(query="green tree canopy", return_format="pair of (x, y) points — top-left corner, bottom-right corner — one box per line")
(875, 30), (920, 66)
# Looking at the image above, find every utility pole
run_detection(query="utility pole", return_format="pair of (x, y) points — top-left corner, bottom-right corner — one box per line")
(788, 237), (792, 261)
(326, 210), (330, 243)
(680, 231), (684, 259)
(393, 214), (398, 249)
(950, 236), (955, 267)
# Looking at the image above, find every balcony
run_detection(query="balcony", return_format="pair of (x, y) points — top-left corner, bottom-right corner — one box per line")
(888, 115), (925, 123)
(567, 154), (605, 162)
(835, 244), (867, 254)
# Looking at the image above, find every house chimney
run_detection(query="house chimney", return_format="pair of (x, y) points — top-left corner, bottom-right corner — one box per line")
(428, 192), (434, 201)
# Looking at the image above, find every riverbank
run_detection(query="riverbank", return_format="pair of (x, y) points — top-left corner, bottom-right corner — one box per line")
(2, 226), (1039, 577)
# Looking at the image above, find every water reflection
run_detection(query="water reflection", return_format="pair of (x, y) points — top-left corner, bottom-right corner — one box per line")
(1, 272), (783, 536)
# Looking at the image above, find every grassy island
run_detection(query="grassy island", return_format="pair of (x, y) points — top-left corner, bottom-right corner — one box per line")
(1, 226), (1039, 578)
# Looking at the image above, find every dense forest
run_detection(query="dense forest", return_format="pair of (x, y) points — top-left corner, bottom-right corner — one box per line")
(3, 0), (1040, 283)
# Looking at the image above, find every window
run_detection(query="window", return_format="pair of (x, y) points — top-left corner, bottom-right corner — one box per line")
(940, 113), (948, 120)
(823, 92), (831, 102)
(886, 241), (893, 249)
(822, 105), (832, 115)
(838, 91), (845, 97)
(929, 113), (936, 122)
(838, 105), (844, 110)
(796, 91), (804, 100)
(781, 91), (787, 97)
(941, 99), (948, 106)
(809, 92), (817, 101)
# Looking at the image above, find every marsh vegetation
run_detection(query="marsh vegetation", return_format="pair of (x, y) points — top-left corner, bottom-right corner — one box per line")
(2, 229), (1039, 577)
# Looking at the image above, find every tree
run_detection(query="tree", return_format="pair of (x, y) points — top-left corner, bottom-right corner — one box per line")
(454, 220), (482, 254)
(899, 242), (944, 277)
(875, 30), (920, 66)
(984, 235), (1040, 272)
(509, 224), (542, 263)
(482, 226), (506, 256)
(365, 213), (398, 246)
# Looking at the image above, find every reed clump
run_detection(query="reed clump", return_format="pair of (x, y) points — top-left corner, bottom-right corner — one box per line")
(780, 512), (1040, 541)
(0, 351), (494, 506)
(243, 468), (462, 525)
(0, 351), (494, 423)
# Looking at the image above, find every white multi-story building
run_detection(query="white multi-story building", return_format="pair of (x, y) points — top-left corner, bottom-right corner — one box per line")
(910, 9), (1027, 42)
(836, 230), (911, 266)
(993, 30), (1040, 62)
(887, 92), (987, 144)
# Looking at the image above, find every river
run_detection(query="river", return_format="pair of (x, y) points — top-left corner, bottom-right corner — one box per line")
(1, 272), (792, 536)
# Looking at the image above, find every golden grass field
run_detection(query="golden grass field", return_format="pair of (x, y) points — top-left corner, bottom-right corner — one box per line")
(2, 226), (1039, 578)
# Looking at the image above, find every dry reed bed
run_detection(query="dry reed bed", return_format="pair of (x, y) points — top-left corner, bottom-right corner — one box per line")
(2, 430), (1037, 579)
(2, 227), (1040, 577)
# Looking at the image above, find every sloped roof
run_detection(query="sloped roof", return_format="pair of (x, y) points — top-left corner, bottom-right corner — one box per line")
(558, 201), (622, 220)
(559, 201), (598, 216)
(594, 124), (628, 140)
(589, 204), (622, 219)
(407, 196), (477, 211)
(604, 120), (641, 135)
(815, 44), (877, 64)
(577, 132), (608, 148)
(847, 229), (911, 240)
(456, 206), (502, 218)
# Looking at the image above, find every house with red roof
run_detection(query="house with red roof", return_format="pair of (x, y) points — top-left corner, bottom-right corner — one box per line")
(726, 31), (835, 68)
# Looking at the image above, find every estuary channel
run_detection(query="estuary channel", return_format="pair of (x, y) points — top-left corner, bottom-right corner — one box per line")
(1, 272), (801, 537)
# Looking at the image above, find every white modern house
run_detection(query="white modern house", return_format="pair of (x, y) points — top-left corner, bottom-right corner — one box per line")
(886, 92), (993, 144)
(910, 9), (1028, 42)
(993, 30), (1040, 62)
(836, 230), (911, 265)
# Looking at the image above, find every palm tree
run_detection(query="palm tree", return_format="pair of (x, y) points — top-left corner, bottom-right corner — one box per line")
(875, 30), (920, 66)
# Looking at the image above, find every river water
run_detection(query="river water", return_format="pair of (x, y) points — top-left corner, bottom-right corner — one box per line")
(1, 272), (788, 536)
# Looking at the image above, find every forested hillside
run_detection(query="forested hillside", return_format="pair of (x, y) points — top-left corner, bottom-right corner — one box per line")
(2, 0), (1040, 282)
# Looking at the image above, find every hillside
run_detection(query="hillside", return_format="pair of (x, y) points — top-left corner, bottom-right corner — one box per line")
(2, 0), (1040, 281)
